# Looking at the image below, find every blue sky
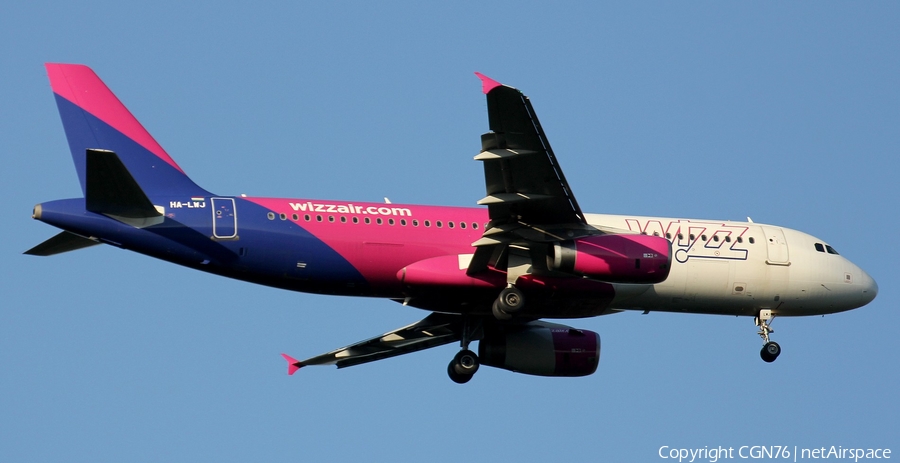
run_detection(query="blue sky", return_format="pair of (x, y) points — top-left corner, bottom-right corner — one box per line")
(1, 2), (898, 462)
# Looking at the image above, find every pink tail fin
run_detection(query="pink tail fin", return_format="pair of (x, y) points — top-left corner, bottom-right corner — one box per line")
(45, 63), (208, 198)
(281, 353), (303, 376)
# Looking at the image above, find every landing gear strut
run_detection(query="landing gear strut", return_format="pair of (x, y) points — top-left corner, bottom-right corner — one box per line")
(448, 317), (481, 384)
(492, 286), (524, 320)
(755, 309), (781, 363)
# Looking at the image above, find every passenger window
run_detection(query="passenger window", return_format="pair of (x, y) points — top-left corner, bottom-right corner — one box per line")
(689, 234), (695, 241)
(677, 233), (684, 240)
(473, 223), (479, 230)
(665, 233), (672, 240)
(815, 243), (825, 252)
(725, 236), (731, 243)
(713, 235), (719, 242)
(304, 214), (311, 221)
(279, 213), (287, 220)
(653, 232), (659, 237)
(316, 215), (323, 222)
(701, 235), (707, 241)
(341, 216), (347, 223)
(749, 237), (755, 244)
(460, 222), (466, 229)
(376, 218), (383, 225)
(825, 245), (839, 255)
(267, 212), (275, 220)
(401, 219), (407, 226)
(352, 217), (359, 224)
(292, 214), (299, 221)
(737, 237), (743, 243)
(328, 216), (335, 222)
(448, 221), (454, 229)
(425, 220), (431, 227)
(413, 220), (419, 227)
(388, 218), (395, 226)
(436, 221), (443, 228)
(365, 217), (371, 224)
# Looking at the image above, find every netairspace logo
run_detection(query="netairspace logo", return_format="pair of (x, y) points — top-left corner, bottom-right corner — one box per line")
(658, 446), (891, 463)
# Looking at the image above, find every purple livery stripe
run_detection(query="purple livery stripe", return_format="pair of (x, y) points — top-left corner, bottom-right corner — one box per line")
(46, 63), (184, 174)
(244, 197), (488, 288)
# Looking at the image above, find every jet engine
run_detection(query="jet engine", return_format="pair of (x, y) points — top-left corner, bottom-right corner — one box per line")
(478, 322), (600, 377)
(548, 234), (671, 284)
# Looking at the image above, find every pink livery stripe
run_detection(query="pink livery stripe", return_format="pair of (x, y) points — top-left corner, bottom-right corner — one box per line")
(45, 63), (184, 174)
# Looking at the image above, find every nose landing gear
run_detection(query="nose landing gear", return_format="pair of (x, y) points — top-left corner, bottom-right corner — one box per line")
(755, 309), (781, 363)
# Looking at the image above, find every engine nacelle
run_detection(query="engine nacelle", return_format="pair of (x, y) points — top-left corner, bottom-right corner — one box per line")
(548, 234), (671, 284)
(479, 322), (601, 377)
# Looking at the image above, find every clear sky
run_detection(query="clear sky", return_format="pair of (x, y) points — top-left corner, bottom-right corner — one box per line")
(2, 2), (898, 462)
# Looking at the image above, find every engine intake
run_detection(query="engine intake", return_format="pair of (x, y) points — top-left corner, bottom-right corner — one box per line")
(479, 322), (601, 377)
(548, 234), (671, 284)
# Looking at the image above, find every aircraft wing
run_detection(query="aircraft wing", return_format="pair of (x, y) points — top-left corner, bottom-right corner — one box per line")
(468, 74), (592, 276)
(474, 73), (584, 227)
(282, 313), (463, 373)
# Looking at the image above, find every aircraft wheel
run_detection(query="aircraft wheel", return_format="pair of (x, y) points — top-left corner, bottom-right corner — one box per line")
(492, 299), (513, 320)
(447, 350), (478, 384)
(447, 363), (472, 384)
(497, 287), (524, 313)
(760, 341), (781, 363)
(452, 349), (480, 376)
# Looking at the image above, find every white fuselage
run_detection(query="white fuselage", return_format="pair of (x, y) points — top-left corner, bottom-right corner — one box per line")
(587, 214), (877, 317)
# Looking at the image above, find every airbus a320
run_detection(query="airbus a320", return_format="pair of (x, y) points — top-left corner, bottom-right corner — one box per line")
(28, 64), (877, 383)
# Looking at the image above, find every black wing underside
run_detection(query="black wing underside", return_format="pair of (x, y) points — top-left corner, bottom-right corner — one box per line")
(294, 313), (463, 369)
(476, 78), (584, 226)
(468, 75), (595, 276)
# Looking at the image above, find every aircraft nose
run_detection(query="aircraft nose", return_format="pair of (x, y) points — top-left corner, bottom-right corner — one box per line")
(858, 268), (878, 306)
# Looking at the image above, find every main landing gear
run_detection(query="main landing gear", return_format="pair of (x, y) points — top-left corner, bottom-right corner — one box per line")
(448, 349), (479, 384)
(492, 286), (524, 320)
(755, 309), (781, 363)
(448, 317), (482, 384)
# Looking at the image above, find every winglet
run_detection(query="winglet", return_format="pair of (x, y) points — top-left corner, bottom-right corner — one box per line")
(474, 72), (503, 94)
(281, 353), (303, 376)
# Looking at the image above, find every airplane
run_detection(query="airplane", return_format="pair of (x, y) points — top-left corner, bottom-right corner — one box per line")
(28, 64), (878, 384)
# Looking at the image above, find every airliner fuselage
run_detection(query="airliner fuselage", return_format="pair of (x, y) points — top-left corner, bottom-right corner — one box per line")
(29, 64), (877, 382)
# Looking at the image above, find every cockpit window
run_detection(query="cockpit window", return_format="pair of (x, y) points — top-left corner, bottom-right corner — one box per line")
(825, 245), (839, 255)
(814, 243), (825, 253)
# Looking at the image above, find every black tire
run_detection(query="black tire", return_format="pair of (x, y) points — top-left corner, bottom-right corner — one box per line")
(447, 361), (473, 384)
(760, 341), (781, 363)
(497, 287), (524, 313)
(492, 299), (512, 320)
(452, 349), (480, 376)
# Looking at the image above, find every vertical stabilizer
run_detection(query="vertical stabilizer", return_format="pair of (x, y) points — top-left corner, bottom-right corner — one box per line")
(46, 63), (208, 198)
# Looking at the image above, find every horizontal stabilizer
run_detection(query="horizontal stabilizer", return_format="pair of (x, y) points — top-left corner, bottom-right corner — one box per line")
(24, 231), (100, 256)
(86, 149), (161, 219)
(281, 353), (303, 375)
